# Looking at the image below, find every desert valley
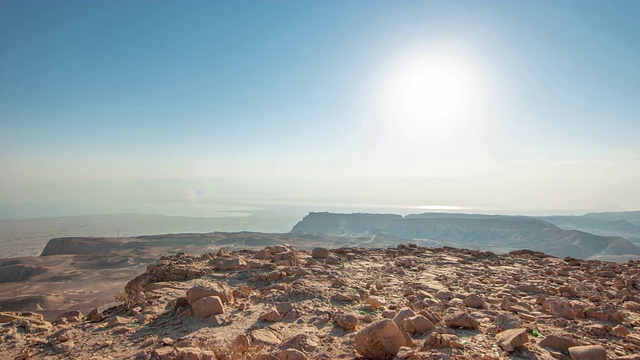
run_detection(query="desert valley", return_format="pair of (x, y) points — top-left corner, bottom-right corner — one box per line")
(1, 211), (640, 359)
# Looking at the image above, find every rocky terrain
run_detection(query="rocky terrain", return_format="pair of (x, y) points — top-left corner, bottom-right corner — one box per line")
(292, 212), (640, 261)
(0, 232), (407, 317)
(2, 243), (640, 359)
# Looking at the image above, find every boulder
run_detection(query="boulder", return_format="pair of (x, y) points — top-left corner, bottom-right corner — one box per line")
(212, 257), (247, 271)
(54, 310), (83, 324)
(355, 319), (407, 359)
(86, 308), (105, 323)
(568, 345), (606, 360)
(191, 296), (225, 318)
(186, 283), (233, 305)
(539, 335), (580, 353)
(251, 328), (282, 347)
(463, 294), (486, 309)
(392, 308), (416, 326)
(494, 313), (521, 331)
(495, 328), (528, 352)
(275, 349), (308, 360)
(444, 312), (480, 329)
(543, 298), (575, 320)
(400, 315), (435, 334)
(259, 309), (282, 322)
(335, 313), (358, 330)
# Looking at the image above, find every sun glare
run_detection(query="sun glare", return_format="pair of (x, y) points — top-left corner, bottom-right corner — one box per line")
(379, 50), (483, 150)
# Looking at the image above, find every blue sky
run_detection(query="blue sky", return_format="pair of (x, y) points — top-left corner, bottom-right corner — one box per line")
(1, 0), (640, 212)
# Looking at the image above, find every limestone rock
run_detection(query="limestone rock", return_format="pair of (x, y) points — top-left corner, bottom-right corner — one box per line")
(392, 308), (416, 326)
(260, 309), (282, 322)
(355, 319), (406, 359)
(444, 312), (480, 329)
(400, 315), (435, 334)
(539, 334), (580, 353)
(495, 328), (528, 352)
(191, 296), (225, 318)
(186, 283), (233, 305)
(543, 298), (575, 320)
(251, 328), (282, 347)
(53, 310), (83, 324)
(335, 313), (358, 330)
(463, 294), (486, 309)
(568, 345), (606, 360)
(275, 349), (308, 360)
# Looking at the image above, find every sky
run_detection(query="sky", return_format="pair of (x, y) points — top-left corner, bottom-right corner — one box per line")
(1, 0), (640, 214)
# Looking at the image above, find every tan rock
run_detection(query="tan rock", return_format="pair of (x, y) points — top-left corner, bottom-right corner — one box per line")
(355, 319), (406, 359)
(495, 328), (528, 352)
(251, 328), (282, 347)
(335, 313), (358, 330)
(152, 347), (216, 360)
(539, 334), (580, 353)
(543, 298), (575, 320)
(623, 301), (640, 311)
(424, 332), (458, 349)
(444, 312), (480, 329)
(266, 270), (284, 282)
(212, 257), (247, 270)
(276, 349), (308, 360)
(400, 315), (435, 334)
(273, 251), (299, 266)
(260, 309), (282, 322)
(234, 334), (251, 351)
(463, 294), (486, 309)
(279, 333), (319, 353)
(585, 306), (625, 324)
(186, 283), (233, 305)
(107, 316), (131, 328)
(52, 339), (74, 354)
(435, 290), (454, 301)
(331, 293), (359, 302)
(255, 248), (274, 260)
(495, 313), (521, 331)
(392, 308), (417, 326)
(191, 296), (225, 318)
(613, 324), (630, 337)
(86, 308), (105, 323)
(53, 310), (83, 324)
(568, 345), (606, 360)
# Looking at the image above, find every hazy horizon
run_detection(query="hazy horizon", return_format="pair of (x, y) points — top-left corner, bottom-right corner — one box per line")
(2, 1), (640, 217)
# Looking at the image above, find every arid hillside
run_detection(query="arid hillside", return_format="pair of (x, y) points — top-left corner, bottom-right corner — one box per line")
(1, 243), (640, 359)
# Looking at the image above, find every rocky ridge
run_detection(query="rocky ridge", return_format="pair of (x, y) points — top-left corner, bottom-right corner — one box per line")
(1, 244), (640, 359)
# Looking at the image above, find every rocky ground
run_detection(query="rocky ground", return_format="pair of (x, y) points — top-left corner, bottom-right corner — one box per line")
(1, 244), (640, 360)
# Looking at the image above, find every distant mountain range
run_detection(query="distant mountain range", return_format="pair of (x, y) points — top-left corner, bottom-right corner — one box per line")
(290, 211), (640, 261)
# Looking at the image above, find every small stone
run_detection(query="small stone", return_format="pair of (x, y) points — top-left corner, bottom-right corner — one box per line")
(335, 313), (358, 330)
(568, 345), (606, 360)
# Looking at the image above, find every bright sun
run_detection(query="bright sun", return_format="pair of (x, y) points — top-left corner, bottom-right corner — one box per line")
(379, 51), (482, 148)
